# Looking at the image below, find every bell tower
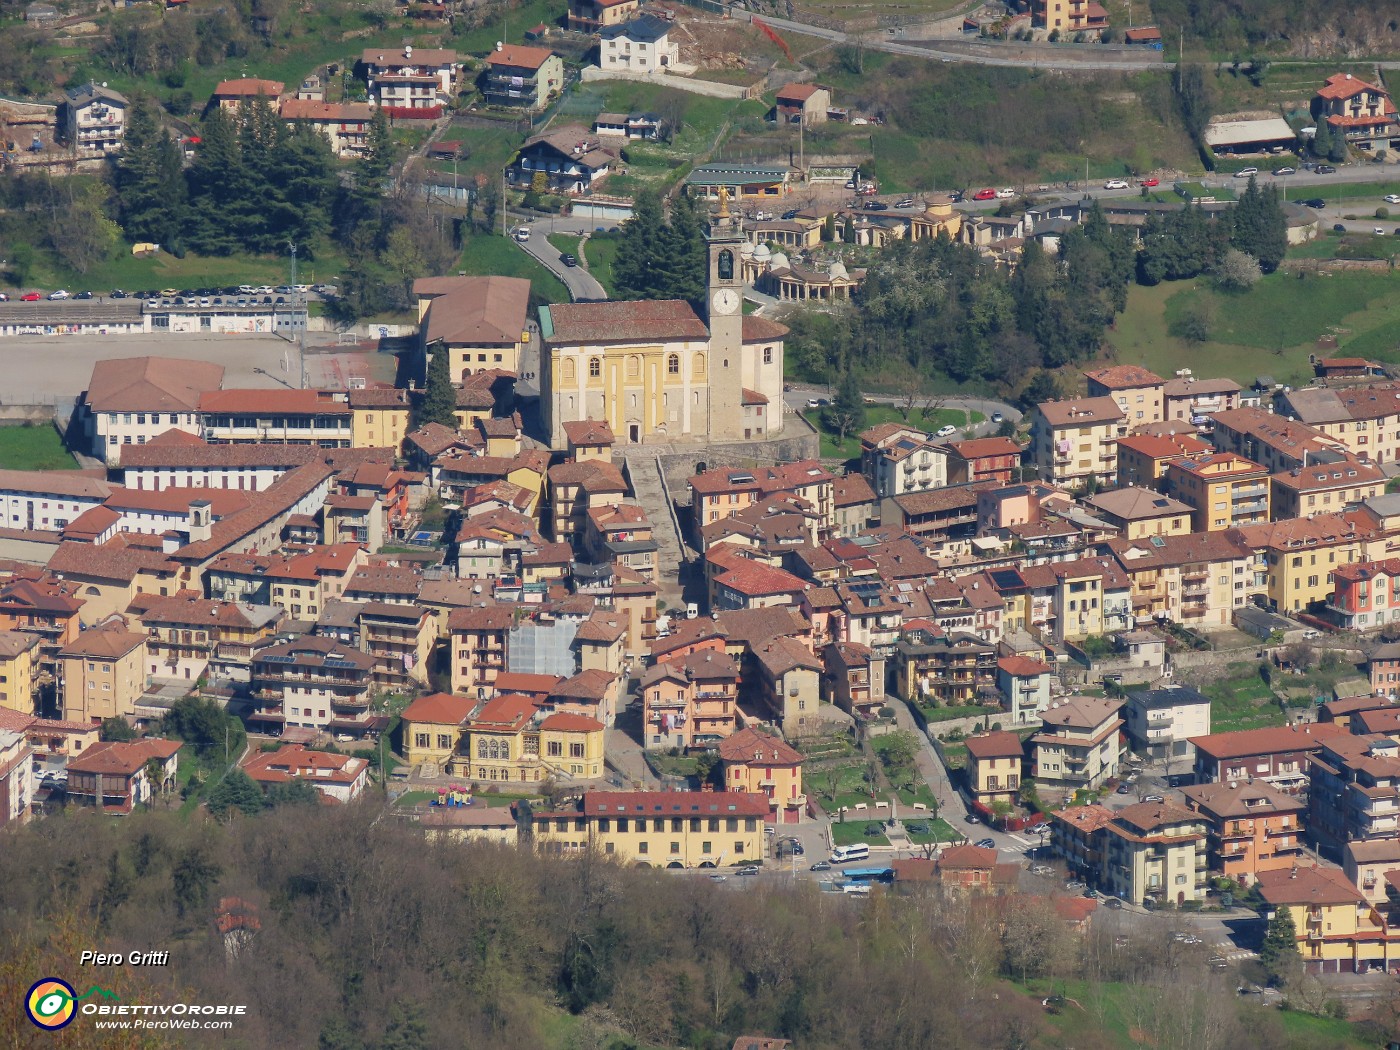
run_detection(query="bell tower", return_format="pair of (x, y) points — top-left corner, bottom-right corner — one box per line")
(705, 188), (746, 442)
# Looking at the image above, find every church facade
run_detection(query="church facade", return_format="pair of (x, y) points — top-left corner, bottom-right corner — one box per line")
(540, 205), (787, 448)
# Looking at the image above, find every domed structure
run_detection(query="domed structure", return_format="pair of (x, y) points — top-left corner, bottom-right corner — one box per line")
(829, 260), (848, 279)
(739, 241), (755, 257)
(752, 243), (771, 263)
(770, 252), (790, 271)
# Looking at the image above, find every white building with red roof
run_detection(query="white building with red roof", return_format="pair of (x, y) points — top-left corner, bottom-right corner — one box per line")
(241, 744), (369, 802)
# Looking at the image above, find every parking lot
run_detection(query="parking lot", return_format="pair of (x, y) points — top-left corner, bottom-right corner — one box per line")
(0, 332), (393, 404)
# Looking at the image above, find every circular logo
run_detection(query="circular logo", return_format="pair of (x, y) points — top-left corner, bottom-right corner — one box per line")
(25, 978), (77, 1030)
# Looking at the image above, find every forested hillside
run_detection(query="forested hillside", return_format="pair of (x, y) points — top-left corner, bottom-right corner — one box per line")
(0, 804), (1381, 1050)
(1154, 0), (1400, 54)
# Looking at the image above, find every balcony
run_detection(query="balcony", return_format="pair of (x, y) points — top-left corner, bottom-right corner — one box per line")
(331, 693), (371, 711)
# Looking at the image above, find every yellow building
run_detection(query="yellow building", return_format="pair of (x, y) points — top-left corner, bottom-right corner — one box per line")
(1257, 865), (1396, 974)
(1270, 460), (1385, 521)
(533, 789), (769, 867)
(965, 731), (1025, 808)
(717, 726), (804, 823)
(401, 692), (473, 771)
(59, 625), (148, 724)
(462, 693), (604, 783)
(0, 631), (39, 715)
(1082, 487), (1193, 540)
(1163, 453), (1271, 533)
(1236, 513), (1372, 614)
(413, 276), (530, 382)
(542, 207), (786, 448)
(1115, 432), (1211, 488)
(1030, 397), (1127, 490)
(349, 388), (412, 452)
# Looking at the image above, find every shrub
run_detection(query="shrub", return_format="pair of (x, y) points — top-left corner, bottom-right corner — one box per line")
(1378, 207), (1391, 220)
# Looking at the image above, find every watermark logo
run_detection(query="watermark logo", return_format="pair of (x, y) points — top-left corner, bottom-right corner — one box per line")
(25, 980), (119, 1031)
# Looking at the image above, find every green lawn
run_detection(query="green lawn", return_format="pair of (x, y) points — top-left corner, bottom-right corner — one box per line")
(939, 742), (968, 771)
(458, 230), (569, 304)
(1107, 269), (1400, 388)
(1287, 179), (1400, 205)
(547, 234), (581, 259)
(810, 759), (889, 812)
(1192, 662), (1285, 733)
(582, 233), (621, 297)
(802, 404), (983, 460)
(0, 426), (75, 471)
(901, 817), (960, 844)
(1025, 977), (1375, 1050)
(21, 244), (345, 296)
(917, 701), (1004, 724)
(830, 821), (891, 847)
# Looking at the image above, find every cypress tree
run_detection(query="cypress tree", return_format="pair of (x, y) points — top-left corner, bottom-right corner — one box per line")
(417, 342), (458, 429)
(115, 96), (187, 247)
(186, 106), (241, 255)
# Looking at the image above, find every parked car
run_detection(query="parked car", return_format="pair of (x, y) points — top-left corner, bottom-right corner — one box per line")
(1315, 164), (1337, 174)
(947, 190), (964, 202)
(514, 227), (530, 242)
(975, 838), (997, 849)
(737, 866), (759, 876)
(995, 187), (1016, 198)
(561, 253), (577, 267)
(1138, 177), (1160, 188)
(160, 288), (178, 297)
(1272, 166), (1296, 176)
(781, 209), (799, 220)
(1116, 782), (1132, 794)
(973, 188), (998, 201)
(1030, 864), (1055, 877)
(1302, 198), (1326, 208)
(806, 398), (820, 409)
(895, 197), (914, 208)
(1065, 880), (1087, 893)
(1233, 167), (1259, 178)
(1386, 195), (1400, 205)
(1333, 223), (1347, 232)
(935, 424), (957, 438)
(20, 292), (41, 302)
(47, 289), (69, 300)
(990, 411), (1004, 424)
(1141, 794), (1165, 803)
(0, 292), (7, 301)
(1103, 896), (1124, 910)
(1103, 178), (1129, 189)
(709, 873), (727, 882)
(864, 201), (889, 211)
(75, 290), (93, 299)
(810, 861), (832, 872)
(110, 289), (127, 299)
(1376, 227), (1387, 235)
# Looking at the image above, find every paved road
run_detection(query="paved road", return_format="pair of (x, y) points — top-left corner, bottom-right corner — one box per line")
(783, 382), (1019, 439)
(512, 224), (607, 302)
(752, 12), (1167, 71)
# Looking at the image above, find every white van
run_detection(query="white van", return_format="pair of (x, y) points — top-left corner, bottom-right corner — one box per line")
(830, 843), (870, 865)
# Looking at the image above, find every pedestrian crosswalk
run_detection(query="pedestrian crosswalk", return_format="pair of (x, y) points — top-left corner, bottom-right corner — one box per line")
(1008, 834), (1037, 849)
(1212, 946), (1255, 962)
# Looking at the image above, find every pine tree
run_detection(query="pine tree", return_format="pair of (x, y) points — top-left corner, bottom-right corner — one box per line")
(667, 191), (708, 303)
(416, 341), (458, 429)
(115, 96), (186, 246)
(1259, 904), (1300, 986)
(823, 370), (867, 443)
(613, 189), (665, 300)
(1310, 119), (1332, 160)
(205, 769), (266, 819)
(186, 105), (242, 255)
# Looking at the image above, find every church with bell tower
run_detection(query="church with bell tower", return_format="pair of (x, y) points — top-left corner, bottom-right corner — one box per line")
(539, 191), (787, 449)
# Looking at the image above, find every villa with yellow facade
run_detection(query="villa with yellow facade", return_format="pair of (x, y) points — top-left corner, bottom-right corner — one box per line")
(1258, 865), (1396, 974)
(965, 730), (1025, 810)
(717, 726), (805, 824)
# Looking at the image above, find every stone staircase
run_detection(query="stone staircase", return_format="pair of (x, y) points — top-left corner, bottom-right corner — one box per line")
(619, 451), (690, 591)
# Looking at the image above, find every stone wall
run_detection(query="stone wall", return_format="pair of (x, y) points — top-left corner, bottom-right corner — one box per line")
(653, 422), (822, 501)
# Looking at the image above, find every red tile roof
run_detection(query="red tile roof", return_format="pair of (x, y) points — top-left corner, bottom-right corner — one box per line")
(1257, 864), (1366, 906)
(1084, 364), (1164, 390)
(562, 418), (615, 446)
(714, 561), (807, 598)
(413, 275), (530, 345)
(1189, 722), (1346, 760)
(485, 44), (555, 70)
(199, 389), (351, 415)
(214, 78), (284, 97)
(538, 712), (604, 733)
(581, 789), (769, 817)
(85, 356), (224, 414)
(279, 99), (374, 122)
(1317, 72), (1391, 101)
(401, 691), (474, 725)
(964, 730), (1026, 760)
(716, 726), (802, 765)
(547, 299), (709, 344)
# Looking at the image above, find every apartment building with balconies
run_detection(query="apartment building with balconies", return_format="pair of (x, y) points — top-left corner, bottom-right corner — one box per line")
(640, 648), (740, 749)
(1101, 801), (1208, 907)
(1123, 686), (1211, 761)
(717, 726), (806, 824)
(894, 627), (997, 706)
(1084, 365), (1164, 424)
(1331, 558), (1400, 631)
(1031, 696), (1124, 794)
(362, 46), (459, 115)
(858, 422), (948, 499)
(965, 730), (1026, 808)
(247, 636), (376, 738)
(198, 389), (352, 448)
(1182, 781), (1306, 886)
(356, 602), (433, 691)
(1030, 397), (1127, 490)
(64, 82), (127, 154)
(1191, 722), (1348, 793)
(481, 44), (562, 110)
(1162, 453), (1271, 532)
(1258, 864), (1392, 975)
(1308, 733), (1400, 859)
(448, 603), (516, 697)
